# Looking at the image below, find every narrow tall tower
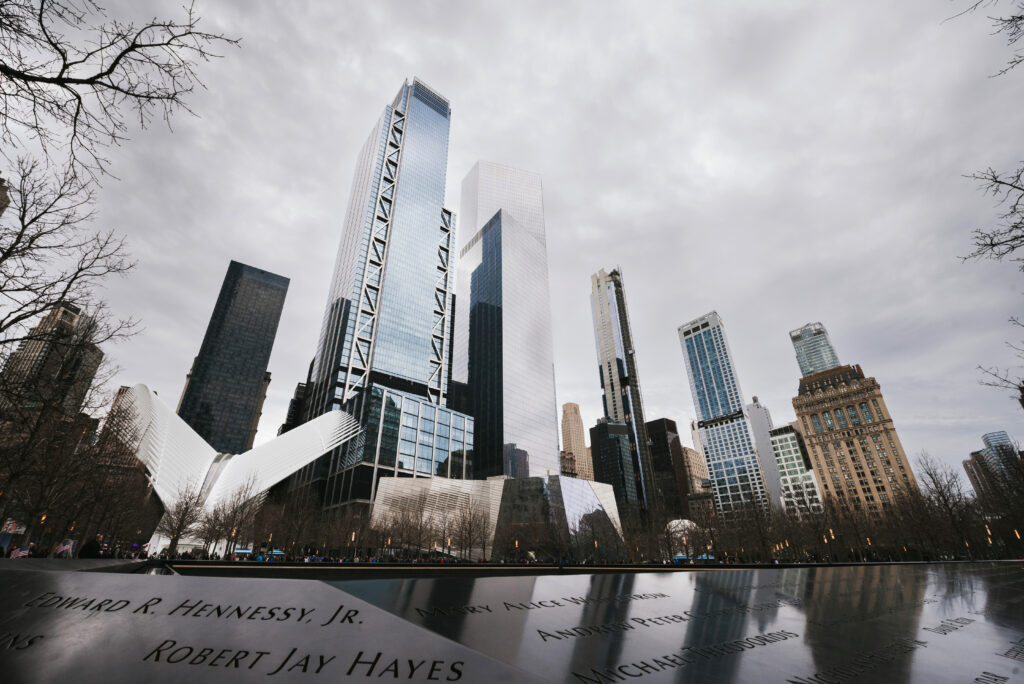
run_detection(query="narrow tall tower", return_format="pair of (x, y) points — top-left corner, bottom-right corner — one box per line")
(790, 322), (840, 378)
(561, 402), (593, 480)
(302, 79), (474, 510)
(590, 267), (654, 509)
(678, 311), (769, 515)
(177, 260), (288, 454)
(452, 161), (558, 478)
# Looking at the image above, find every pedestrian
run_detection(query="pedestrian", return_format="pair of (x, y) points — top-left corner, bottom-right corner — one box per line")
(79, 533), (103, 559)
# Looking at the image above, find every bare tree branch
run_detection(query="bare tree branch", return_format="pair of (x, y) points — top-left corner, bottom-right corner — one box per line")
(0, 0), (239, 177)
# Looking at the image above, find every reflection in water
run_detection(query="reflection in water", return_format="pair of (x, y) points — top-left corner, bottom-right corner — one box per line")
(800, 565), (927, 679)
(338, 564), (1024, 683)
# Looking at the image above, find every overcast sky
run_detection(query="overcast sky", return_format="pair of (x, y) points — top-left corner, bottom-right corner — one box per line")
(95, 0), (1023, 478)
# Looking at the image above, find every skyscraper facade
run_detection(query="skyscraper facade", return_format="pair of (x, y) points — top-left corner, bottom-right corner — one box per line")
(177, 260), (288, 455)
(790, 322), (840, 378)
(745, 396), (784, 509)
(452, 162), (558, 478)
(645, 417), (689, 518)
(978, 431), (1019, 477)
(769, 424), (823, 517)
(590, 267), (654, 509)
(589, 419), (639, 510)
(678, 311), (769, 515)
(0, 302), (102, 417)
(561, 402), (593, 480)
(792, 363), (919, 519)
(302, 79), (474, 510)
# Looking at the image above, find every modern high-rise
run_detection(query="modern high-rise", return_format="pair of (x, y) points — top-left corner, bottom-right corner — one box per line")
(301, 79), (474, 510)
(589, 419), (639, 511)
(745, 396), (784, 509)
(561, 402), (593, 480)
(452, 162), (558, 478)
(590, 267), (654, 509)
(0, 302), (102, 417)
(645, 417), (689, 518)
(792, 363), (919, 518)
(678, 311), (769, 515)
(177, 261), (288, 455)
(770, 424), (823, 517)
(978, 431), (1019, 477)
(790, 322), (840, 378)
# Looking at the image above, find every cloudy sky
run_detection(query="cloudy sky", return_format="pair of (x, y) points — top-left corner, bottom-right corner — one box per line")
(94, 0), (1022, 477)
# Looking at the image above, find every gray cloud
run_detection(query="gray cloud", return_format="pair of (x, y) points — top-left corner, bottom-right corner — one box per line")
(92, 0), (1022, 476)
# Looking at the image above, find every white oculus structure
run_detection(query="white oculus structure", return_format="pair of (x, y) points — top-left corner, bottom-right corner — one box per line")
(120, 384), (362, 550)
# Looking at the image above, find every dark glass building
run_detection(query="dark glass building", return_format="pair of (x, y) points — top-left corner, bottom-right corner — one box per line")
(645, 417), (690, 518)
(589, 419), (639, 511)
(177, 260), (288, 455)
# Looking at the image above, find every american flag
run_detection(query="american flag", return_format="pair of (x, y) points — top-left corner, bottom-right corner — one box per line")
(55, 540), (75, 557)
(9, 546), (30, 559)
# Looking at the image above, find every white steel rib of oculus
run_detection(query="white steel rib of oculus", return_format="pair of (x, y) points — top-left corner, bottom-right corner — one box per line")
(120, 383), (361, 511)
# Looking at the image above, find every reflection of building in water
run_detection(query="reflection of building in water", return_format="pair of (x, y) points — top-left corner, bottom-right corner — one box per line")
(679, 570), (756, 681)
(567, 574), (637, 674)
(362, 574), (542, 663)
(801, 565), (926, 677)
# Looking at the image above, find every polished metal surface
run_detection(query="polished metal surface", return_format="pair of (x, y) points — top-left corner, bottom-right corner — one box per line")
(1, 563), (1022, 682)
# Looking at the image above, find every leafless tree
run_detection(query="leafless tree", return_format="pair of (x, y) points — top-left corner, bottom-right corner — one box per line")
(1, 0), (239, 176)
(0, 158), (133, 355)
(154, 480), (203, 556)
(1, 0), (237, 363)
(957, 2), (1024, 397)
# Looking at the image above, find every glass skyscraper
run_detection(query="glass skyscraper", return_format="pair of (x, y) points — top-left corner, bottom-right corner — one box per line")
(590, 267), (655, 509)
(452, 161), (558, 478)
(177, 260), (288, 455)
(790, 322), (840, 378)
(302, 79), (474, 510)
(678, 311), (769, 515)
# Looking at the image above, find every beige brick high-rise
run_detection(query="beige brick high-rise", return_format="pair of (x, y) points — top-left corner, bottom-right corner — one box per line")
(792, 364), (919, 519)
(561, 402), (593, 480)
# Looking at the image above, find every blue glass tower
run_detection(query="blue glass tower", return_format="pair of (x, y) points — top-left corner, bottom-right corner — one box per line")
(678, 311), (769, 515)
(789, 322), (840, 378)
(302, 79), (473, 510)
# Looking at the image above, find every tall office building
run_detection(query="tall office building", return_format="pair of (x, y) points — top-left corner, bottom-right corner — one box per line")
(589, 419), (639, 511)
(452, 162), (558, 478)
(678, 312), (769, 515)
(978, 431), (1019, 477)
(561, 402), (593, 480)
(645, 417), (689, 518)
(590, 267), (654, 509)
(770, 424), (823, 517)
(963, 451), (996, 502)
(302, 79), (474, 510)
(0, 302), (102, 417)
(177, 260), (288, 454)
(745, 396), (784, 509)
(792, 363), (919, 518)
(790, 322), (840, 378)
